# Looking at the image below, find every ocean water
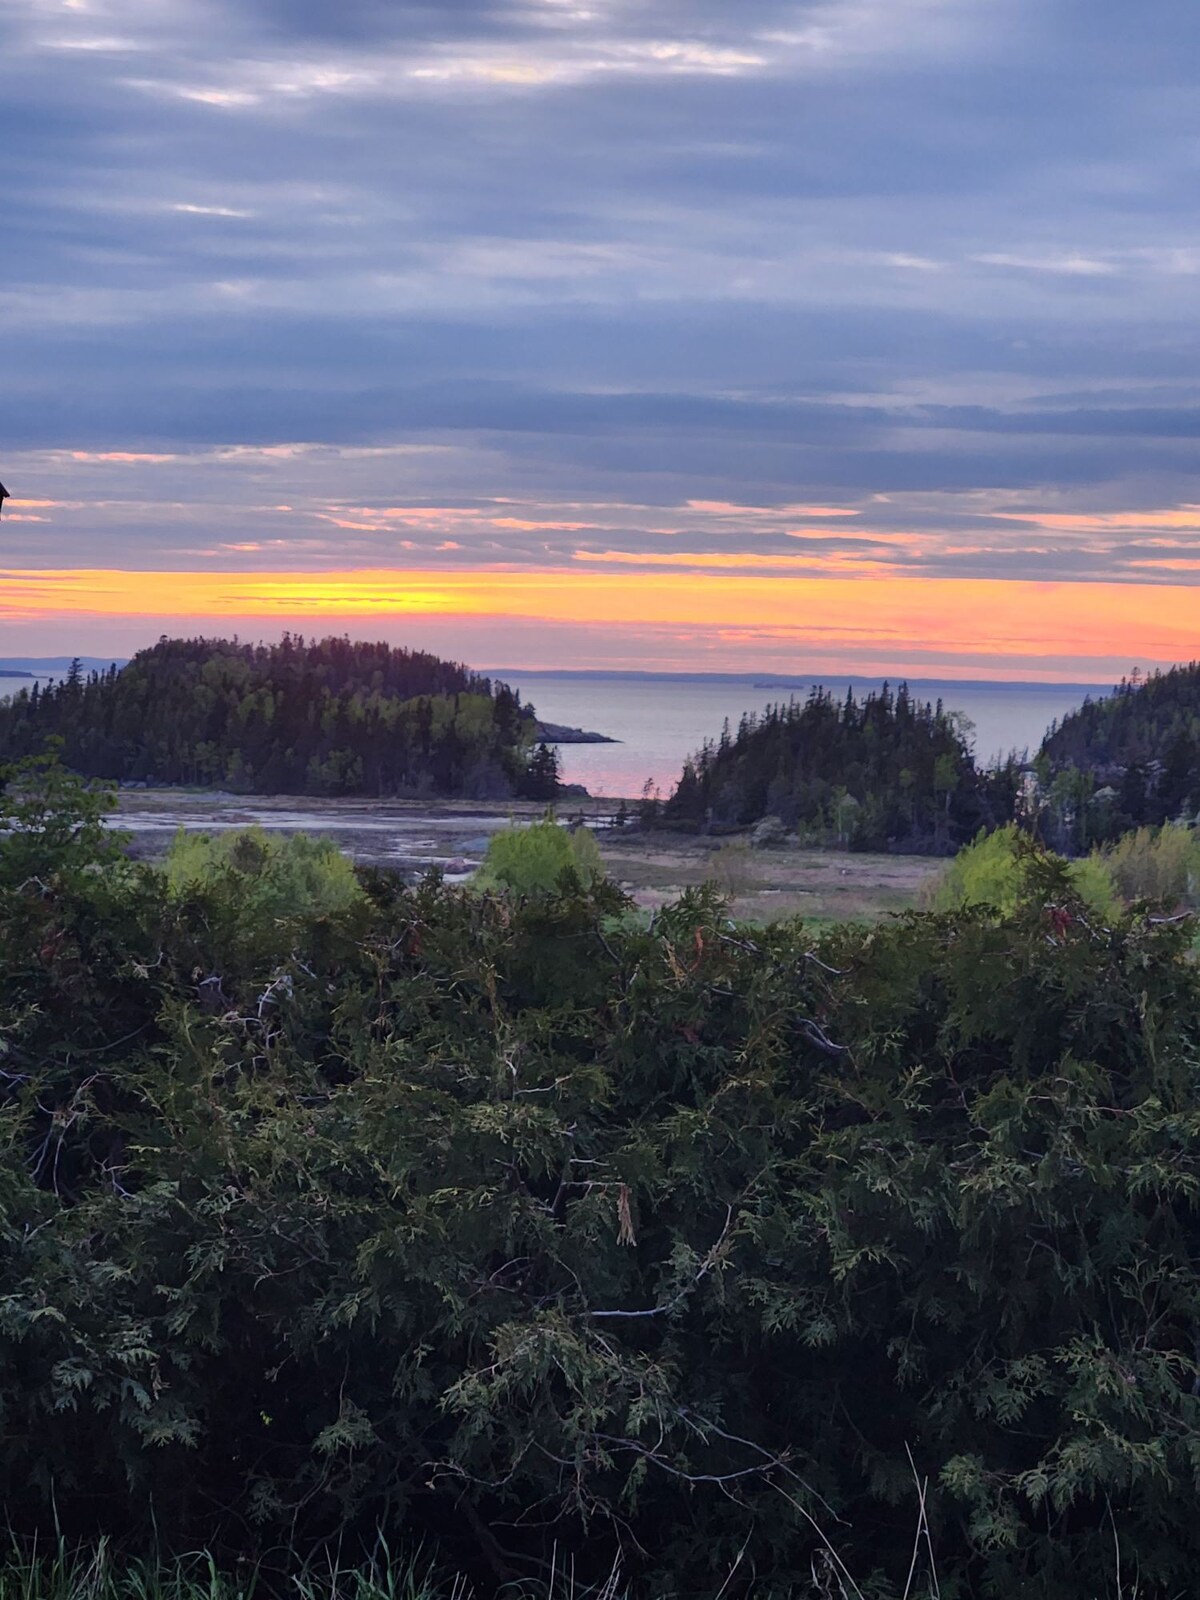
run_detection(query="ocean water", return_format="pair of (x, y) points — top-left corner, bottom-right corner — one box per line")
(498, 672), (1107, 800)
(0, 673), (57, 703)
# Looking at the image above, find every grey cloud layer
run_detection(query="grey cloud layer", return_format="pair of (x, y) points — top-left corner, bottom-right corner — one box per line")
(4, 0), (1200, 583)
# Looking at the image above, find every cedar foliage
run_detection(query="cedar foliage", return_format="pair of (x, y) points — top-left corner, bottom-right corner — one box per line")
(661, 682), (1019, 852)
(4, 759), (1200, 1597)
(0, 635), (549, 799)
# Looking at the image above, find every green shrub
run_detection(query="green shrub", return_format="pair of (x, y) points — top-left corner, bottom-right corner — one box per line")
(1096, 821), (1200, 909)
(475, 816), (604, 895)
(704, 838), (754, 899)
(1065, 850), (1122, 918)
(0, 749), (125, 886)
(159, 825), (367, 973)
(930, 822), (1120, 918)
(165, 824), (364, 917)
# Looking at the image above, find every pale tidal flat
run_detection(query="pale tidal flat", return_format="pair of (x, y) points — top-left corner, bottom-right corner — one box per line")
(113, 790), (941, 922)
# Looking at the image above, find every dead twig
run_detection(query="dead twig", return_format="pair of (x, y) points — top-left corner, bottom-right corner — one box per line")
(590, 1204), (734, 1319)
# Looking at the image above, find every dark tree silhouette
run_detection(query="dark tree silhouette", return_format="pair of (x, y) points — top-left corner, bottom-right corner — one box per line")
(0, 633), (559, 800)
(660, 682), (1019, 853)
(1036, 661), (1200, 846)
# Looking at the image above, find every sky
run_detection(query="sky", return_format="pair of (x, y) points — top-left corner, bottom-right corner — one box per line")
(3, 0), (1200, 679)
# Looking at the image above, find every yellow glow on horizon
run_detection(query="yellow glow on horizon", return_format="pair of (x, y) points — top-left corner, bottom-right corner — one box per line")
(2, 566), (1198, 671)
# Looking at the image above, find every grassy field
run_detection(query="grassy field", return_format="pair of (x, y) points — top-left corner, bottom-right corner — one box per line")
(600, 832), (940, 925)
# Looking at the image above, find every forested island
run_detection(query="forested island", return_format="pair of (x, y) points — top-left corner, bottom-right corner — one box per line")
(652, 666), (1200, 857)
(657, 682), (1021, 852)
(0, 635), (568, 799)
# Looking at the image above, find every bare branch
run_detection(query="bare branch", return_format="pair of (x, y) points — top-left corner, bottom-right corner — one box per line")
(590, 1205), (734, 1319)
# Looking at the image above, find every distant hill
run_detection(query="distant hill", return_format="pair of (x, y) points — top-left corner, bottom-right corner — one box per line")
(660, 682), (1019, 853)
(1037, 662), (1200, 841)
(0, 657), (125, 674)
(0, 635), (562, 799)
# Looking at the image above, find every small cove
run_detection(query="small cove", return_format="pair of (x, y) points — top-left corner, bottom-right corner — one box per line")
(498, 671), (1107, 798)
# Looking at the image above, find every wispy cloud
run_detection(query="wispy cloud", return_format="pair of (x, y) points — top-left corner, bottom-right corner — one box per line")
(971, 252), (1120, 277)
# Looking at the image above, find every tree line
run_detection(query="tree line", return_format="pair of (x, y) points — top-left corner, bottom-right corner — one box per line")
(0, 634), (563, 799)
(655, 681), (1022, 852)
(1035, 661), (1200, 852)
(655, 666), (1200, 857)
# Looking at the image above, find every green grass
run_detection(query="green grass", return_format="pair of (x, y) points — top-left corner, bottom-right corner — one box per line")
(0, 1537), (1151, 1600)
(0, 1543), (452, 1600)
(0, 1543), (643, 1600)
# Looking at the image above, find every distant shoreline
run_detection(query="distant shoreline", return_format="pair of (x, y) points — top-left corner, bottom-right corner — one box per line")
(490, 667), (1113, 693)
(0, 659), (1120, 694)
(535, 719), (618, 744)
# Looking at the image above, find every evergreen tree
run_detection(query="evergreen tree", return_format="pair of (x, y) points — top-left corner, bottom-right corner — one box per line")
(1038, 661), (1200, 841)
(0, 635), (544, 801)
(661, 685), (1018, 853)
(518, 741), (561, 801)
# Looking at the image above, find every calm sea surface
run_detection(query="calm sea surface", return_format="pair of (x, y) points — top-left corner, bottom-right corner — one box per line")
(497, 672), (1107, 800)
(0, 673), (57, 701)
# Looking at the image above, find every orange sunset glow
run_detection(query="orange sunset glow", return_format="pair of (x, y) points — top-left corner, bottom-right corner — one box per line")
(3, 566), (1198, 679)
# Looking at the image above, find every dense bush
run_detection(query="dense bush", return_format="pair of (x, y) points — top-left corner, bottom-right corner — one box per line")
(4, 761), (1200, 1597)
(165, 824), (366, 920)
(930, 823), (1120, 919)
(933, 820), (1200, 927)
(475, 816), (604, 896)
(1096, 821), (1200, 911)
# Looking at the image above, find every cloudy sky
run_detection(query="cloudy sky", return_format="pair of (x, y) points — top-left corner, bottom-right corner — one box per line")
(3, 0), (1200, 676)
